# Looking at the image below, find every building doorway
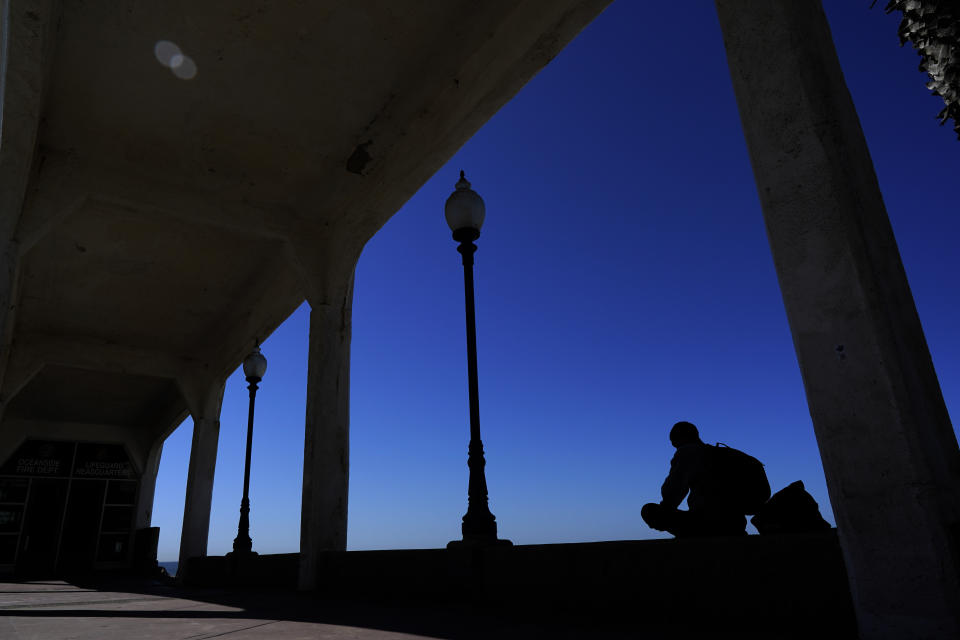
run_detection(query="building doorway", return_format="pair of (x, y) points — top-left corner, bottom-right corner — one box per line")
(0, 440), (138, 576)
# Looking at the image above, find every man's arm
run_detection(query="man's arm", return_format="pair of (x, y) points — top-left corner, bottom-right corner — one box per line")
(660, 450), (690, 508)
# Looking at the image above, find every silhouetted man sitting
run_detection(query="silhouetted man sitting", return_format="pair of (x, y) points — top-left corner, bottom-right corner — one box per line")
(641, 421), (746, 537)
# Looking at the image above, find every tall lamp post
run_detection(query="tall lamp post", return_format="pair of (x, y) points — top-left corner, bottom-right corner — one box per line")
(445, 171), (511, 548)
(231, 343), (267, 555)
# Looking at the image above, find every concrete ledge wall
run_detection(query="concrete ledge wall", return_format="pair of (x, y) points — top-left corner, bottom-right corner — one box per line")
(483, 534), (853, 626)
(185, 553), (299, 588)
(184, 532), (854, 630)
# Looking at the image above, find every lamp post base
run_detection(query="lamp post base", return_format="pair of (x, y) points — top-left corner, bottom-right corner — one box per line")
(446, 537), (512, 549)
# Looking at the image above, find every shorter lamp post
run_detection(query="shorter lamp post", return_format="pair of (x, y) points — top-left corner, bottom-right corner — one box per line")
(231, 343), (267, 555)
(444, 171), (511, 548)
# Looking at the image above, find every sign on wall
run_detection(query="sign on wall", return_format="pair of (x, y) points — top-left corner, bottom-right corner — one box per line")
(0, 440), (74, 477)
(0, 440), (136, 478)
(73, 443), (136, 479)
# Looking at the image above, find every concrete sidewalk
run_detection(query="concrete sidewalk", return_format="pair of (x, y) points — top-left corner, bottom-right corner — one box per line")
(0, 577), (638, 639)
(0, 576), (849, 639)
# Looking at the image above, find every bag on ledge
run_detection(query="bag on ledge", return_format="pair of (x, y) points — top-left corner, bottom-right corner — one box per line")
(751, 480), (832, 534)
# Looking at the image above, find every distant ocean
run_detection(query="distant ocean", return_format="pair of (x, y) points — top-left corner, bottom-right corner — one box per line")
(159, 561), (178, 576)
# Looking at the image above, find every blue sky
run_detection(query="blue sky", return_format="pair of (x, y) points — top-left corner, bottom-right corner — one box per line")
(152, 2), (959, 561)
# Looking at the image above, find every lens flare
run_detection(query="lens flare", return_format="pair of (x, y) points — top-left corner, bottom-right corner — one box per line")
(154, 40), (181, 68)
(154, 40), (198, 80)
(172, 57), (197, 80)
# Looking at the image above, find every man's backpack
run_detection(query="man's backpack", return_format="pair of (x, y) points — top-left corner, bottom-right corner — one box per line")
(751, 480), (832, 534)
(710, 443), (771, 515)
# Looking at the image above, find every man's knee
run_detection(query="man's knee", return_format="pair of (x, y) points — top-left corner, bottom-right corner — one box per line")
(642, 503), (668, 531)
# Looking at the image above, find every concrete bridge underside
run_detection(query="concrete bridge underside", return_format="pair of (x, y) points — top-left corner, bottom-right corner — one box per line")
(0, 1), (958, 638)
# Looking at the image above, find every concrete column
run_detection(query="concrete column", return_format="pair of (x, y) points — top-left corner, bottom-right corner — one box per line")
(134, 439), (164, 529)
(298, 276), (354, 590)
(0, 0), (56, 396)
(0, 242), (18, 402)
(714, 2), (960, 637)
(177, 379), (225, 573)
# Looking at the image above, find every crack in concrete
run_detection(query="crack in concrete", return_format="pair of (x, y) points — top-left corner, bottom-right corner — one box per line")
(183, 619), (278, 640)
